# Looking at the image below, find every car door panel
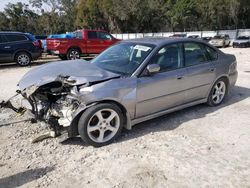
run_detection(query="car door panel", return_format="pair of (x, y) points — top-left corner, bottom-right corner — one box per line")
(185, 63), (216, 102)
(136, 68), (187, 118)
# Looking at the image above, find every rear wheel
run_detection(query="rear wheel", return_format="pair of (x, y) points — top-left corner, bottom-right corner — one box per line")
(67, 48), (80, 60)
(207, 78), (227, 106)
(78, 103), (124, 147)
(15, 52), (31, 66)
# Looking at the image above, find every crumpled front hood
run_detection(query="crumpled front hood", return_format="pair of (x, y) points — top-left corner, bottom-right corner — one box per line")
(18, 60), (120, 91)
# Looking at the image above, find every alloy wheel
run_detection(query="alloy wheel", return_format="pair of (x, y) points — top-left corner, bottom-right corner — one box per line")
(212, 81), (226, 104)
(69, 50), (80, 60)
(87, 109), (120, 143)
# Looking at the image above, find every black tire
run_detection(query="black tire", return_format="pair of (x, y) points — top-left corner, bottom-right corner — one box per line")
(207, 78), (228, 107)
(78, 103), (124, 147)
(15, 52), (31, 66)
(67, 48), (81, 60)
(59, 54), (67, 60)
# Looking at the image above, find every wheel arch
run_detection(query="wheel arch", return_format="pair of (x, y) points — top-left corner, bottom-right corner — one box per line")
(67, 46), (82, 54)
(68, 100), (132, 138)
(14, 50), (32, 60)
(206, 75), (230, 99)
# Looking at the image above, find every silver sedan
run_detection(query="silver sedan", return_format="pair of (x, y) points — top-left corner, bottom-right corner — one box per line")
(14, 38), (238, 146)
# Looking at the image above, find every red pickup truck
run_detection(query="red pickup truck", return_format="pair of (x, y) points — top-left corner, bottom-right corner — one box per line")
(46, 29), (120, 60)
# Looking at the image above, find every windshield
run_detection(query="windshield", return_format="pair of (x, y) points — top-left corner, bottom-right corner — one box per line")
(92, 43), (155, 75)
(237, 36), (249, 40)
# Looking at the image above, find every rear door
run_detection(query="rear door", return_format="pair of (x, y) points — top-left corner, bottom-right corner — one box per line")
(183, 42), (217, 103)
(0, 34), (12, 62)
(86, 31), (103, 54)
(136, 43), (187, 118)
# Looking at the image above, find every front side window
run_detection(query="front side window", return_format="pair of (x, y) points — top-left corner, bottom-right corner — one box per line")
(5, 34), (28, 42)
(98, 32), (113, 40)
(92, 43), (154, 75)
(149, 44), (183, 72)
(88, 31), (98, 39)
(184, 43), (209, 66)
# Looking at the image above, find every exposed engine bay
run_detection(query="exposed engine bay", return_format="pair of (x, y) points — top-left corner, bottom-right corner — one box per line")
(1, 76), (85, 140)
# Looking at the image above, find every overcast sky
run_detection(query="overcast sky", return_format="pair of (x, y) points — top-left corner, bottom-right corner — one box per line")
(0, 0), (30, 11)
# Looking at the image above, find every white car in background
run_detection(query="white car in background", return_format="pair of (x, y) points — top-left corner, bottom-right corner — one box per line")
(209, 34), (230, 48)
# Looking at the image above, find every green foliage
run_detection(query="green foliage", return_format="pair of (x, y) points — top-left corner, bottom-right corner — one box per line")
(0, 0), (249, 34)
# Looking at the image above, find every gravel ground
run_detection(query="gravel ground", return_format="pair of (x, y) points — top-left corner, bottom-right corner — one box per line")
(0, 48), (250, 188)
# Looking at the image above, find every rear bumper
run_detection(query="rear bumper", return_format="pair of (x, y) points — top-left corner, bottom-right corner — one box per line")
(31, 51), (42, 60)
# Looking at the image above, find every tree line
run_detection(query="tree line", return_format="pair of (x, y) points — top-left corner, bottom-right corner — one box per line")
(0, 0), (249, 35)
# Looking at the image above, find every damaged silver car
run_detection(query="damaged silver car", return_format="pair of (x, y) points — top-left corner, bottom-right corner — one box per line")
(0, 38), (238, 147)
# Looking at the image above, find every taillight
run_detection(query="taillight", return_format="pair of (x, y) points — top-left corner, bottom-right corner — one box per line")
(33, 40), (40, 47)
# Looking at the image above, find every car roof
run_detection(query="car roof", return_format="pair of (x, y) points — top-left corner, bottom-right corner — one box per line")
(122, 37), (208, 46)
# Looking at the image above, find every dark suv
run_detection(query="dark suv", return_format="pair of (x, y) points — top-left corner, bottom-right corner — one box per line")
(0, 32), (42, 66)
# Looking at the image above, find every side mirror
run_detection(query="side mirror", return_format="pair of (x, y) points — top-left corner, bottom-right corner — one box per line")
(146, 64), (160, 75)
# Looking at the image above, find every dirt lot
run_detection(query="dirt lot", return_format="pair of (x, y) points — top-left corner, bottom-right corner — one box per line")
(0, 48), (250, 188)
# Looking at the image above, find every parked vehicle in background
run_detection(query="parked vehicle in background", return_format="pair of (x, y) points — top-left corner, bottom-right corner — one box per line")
(46, 29), (120, 60)
(35, 35), (47, 51)
(188, 35), (200, 39)
(202, 37), (212, 43)
(0, 32), (42, 66)
(169, 34), (187, 38)
(8, 38), (237, 147)
(232, 36), (250, 48)
(209, 34), (230, 48)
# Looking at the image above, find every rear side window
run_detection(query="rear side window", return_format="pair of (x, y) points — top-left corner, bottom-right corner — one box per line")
(184, 43), (209, 66)
(88, 31), (98, 39)
(5, 34), (28, 42)
(205, 46), (218, 61)
(0, 35), (8, 43)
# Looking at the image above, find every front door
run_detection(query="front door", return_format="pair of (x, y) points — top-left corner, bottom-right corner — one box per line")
(136, 43), (187, 118)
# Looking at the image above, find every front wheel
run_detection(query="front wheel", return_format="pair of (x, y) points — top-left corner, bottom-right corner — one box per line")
(207, 79), (227, 106)
(67, 48), (80, 60)
(78, 103), (124, 147)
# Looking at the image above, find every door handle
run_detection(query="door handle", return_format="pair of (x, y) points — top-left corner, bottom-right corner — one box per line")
(4, 46), (11, 49)
(209, 68), (215, 72)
